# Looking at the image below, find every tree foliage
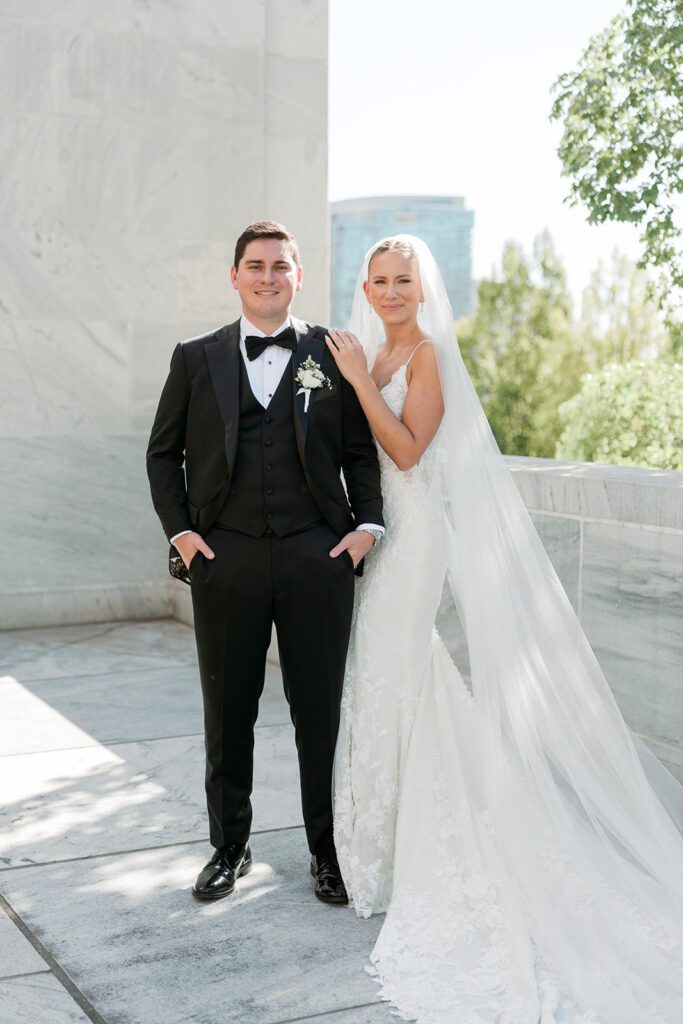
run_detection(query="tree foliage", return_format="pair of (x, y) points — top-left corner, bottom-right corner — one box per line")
(550, 0), (683, 334)
(578, 249), (672, 367)
(458, 232), (580, 457)
(556, 361), (683, 470)
(457, 235), (675, 462)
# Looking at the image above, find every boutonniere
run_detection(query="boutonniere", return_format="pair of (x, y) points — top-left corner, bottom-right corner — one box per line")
(295, 355), (332, 412)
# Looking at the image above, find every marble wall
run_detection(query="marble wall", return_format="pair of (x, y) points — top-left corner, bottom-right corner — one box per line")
(436, 458), (683, 780)
(0, 0), (330, 628)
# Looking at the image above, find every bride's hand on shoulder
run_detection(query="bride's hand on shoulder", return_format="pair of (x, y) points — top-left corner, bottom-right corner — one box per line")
(325, 329), (370, 387)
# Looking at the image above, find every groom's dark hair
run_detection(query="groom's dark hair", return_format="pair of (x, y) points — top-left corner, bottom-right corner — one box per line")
(234, 220), (301, 269)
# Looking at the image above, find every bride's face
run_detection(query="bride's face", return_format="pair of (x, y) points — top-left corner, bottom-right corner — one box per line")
(363, 251), (423, 327)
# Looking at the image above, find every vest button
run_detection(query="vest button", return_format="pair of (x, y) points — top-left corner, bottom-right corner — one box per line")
(266, 464), (274, 471)
(264, 415), (273, 423)
(265, 439), (273, 446)
(266, 488), (273, 495)
(266, 512), (273, 519)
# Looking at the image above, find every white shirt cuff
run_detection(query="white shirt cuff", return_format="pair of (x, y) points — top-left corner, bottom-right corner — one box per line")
(170, 530), (192, 545)
(356, 523), (385, 536)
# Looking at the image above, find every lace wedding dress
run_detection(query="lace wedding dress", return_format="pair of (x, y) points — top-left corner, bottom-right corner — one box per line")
(333, 352), (683, 1024)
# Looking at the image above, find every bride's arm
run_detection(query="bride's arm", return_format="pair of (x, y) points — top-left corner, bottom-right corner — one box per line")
(326, 331), (444, 471)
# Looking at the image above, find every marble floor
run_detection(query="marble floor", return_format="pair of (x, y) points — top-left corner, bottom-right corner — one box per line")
(0, 620), (397, 1024)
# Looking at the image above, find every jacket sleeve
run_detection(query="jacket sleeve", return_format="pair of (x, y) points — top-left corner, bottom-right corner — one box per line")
(340, 375), (385, 529)
(146, 342), (193, 542)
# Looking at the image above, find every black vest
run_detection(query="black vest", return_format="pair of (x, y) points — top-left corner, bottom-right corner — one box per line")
(216, 355), (323, 537)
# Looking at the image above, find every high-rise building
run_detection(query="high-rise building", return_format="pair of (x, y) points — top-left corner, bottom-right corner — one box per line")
(330, 195), (474, 326)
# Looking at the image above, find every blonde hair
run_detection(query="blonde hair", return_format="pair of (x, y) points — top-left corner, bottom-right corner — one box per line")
(367, 237), (417, 272)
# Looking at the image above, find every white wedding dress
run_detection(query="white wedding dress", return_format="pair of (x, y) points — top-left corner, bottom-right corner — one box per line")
(333, 352), (683, 1023)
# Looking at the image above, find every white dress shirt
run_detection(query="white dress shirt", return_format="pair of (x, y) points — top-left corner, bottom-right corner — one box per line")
(170, 314), (384, 544)
(238, 314), (294, 408)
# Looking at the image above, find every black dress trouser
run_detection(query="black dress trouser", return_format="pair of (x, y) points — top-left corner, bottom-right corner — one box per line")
(190, 522), (356, 855)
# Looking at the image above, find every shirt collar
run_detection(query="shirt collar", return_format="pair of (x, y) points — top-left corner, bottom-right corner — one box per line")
(239, 314), (292, 341)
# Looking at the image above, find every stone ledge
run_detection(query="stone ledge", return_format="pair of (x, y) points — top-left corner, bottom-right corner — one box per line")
(0, 582), (172, 631)
(506, 457), (683, 531)
(3, 458), (681, 631)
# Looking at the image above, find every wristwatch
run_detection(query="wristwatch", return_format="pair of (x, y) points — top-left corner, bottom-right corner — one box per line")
(359, 527), (383, 546)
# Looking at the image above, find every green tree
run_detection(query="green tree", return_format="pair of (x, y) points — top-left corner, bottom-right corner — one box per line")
(578, 250), (671, 367)
(550, 0), (683, 338)
(457, 231), (583, 457)
(556, 360), (683, 470)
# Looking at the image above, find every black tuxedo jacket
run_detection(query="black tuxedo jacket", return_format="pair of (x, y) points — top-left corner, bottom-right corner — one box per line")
(146, 316), (384, 566)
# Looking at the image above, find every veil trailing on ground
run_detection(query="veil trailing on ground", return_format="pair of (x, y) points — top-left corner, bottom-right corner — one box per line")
(349, 235), (683, 1018)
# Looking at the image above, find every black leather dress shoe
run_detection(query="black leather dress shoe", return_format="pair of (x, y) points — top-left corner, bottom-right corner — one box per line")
(310, 852), (348, 905)
(192, 842), (252, 901)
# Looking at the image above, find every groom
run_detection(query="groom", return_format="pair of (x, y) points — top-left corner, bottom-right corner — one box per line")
(146, 221), (384, 904)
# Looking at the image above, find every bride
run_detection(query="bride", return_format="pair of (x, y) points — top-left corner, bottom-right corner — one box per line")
(327, 235), (683, 1024)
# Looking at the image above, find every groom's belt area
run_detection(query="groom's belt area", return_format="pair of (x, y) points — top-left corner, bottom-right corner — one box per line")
(214, 519), (324, 537)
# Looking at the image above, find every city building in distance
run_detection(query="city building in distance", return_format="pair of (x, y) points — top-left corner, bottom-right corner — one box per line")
(330, 195), (474, 327)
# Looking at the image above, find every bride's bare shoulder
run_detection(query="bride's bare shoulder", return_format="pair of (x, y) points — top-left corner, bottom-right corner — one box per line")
(406, 339), (439, 382)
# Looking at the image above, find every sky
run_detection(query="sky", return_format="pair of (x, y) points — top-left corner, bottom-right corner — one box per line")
(329, 0), (643, 307)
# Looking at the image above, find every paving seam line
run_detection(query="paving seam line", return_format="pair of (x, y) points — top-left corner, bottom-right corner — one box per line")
(265, 1001), (386, 1024)
(0, 967), (52, 982)
(0, 893), (110, 1024)
(0, 720), (293, 759)
(0, 665), (199, 685)
(1, 623), (125, 665)
(0, 823), (306, 872)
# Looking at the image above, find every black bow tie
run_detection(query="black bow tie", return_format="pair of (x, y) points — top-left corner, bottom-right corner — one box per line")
(244, 326), (297, 361)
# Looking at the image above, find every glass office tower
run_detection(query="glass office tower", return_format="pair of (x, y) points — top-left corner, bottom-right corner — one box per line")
(330, 195), (474, 326)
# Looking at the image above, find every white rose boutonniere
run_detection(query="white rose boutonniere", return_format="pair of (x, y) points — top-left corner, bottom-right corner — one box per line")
(295, 355), (332, 412)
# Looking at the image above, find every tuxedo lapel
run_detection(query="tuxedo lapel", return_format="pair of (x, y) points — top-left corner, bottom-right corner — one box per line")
(205, 320), (241, 473)
(290, 316), (324, 462)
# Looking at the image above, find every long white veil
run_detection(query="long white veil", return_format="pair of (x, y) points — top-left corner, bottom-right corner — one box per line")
(349, 234), (683, 1018)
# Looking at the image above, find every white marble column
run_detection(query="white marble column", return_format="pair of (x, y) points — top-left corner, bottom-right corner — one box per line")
(0, 0), (329, 628)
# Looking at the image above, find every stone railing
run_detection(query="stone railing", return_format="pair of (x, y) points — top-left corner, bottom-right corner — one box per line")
(437, 457), (683, 782)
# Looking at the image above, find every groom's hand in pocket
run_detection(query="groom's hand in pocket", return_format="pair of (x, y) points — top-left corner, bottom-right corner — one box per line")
(330, 530), (375, 569)
(174, 532), (215, 570)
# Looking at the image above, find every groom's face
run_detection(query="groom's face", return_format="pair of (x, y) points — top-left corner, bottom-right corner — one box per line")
(231, 238), (303, 326)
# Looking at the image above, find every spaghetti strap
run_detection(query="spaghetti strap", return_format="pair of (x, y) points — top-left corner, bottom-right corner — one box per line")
(405, 339), (429, 368)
